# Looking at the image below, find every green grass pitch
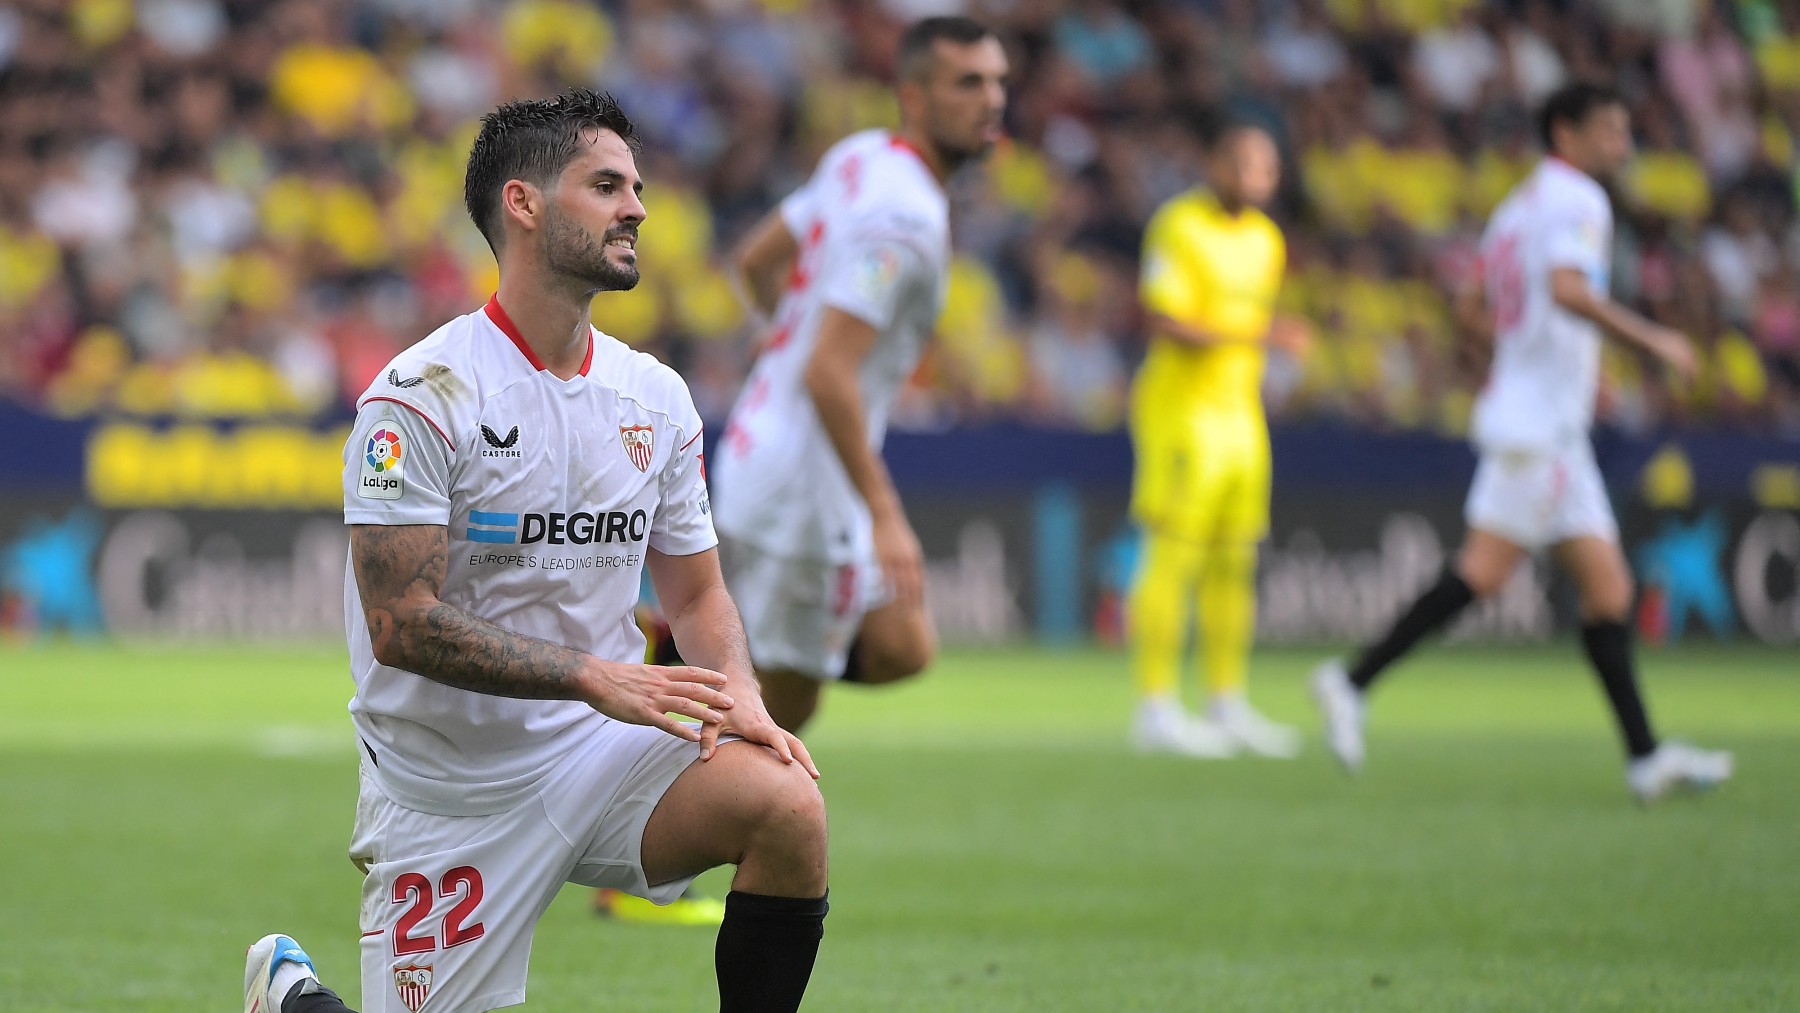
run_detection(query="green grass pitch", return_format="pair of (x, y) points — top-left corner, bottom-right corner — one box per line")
(0, 641), (1794, 1011)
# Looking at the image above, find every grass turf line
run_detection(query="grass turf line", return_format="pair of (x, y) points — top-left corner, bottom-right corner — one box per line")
(0, 642), (1793, 1011)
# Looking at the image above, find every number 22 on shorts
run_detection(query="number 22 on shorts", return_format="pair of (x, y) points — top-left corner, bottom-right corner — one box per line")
(391, 866), (486, 956)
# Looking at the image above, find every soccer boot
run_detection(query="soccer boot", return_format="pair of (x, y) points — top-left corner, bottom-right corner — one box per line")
(1627, 741), (1734, 803)
(1131, 698), (1236, 758)
(594, 886), (726, 926)
(1310, 659), (1366, 773)
(1209, 695), (1301, 758)
(244, 933), (323, 1013)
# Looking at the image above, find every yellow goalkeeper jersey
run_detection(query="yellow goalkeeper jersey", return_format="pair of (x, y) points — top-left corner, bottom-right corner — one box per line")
(1136, 188), (1286, 419)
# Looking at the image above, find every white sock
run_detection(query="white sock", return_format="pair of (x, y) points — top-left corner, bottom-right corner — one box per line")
(270, 961), (317, 1004)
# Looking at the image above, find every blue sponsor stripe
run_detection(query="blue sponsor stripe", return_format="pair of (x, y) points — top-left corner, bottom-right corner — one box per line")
(466, 528), (515, 543)
(469, 511), (519, 526)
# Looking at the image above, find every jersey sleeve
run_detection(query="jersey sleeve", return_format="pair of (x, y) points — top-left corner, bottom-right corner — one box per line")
(343, 398), (455, 526)
(1542, 191), (1611, 290)
(650, 389), (718, 557)
(778, 177), (819, 239)
(815, 228), (930, 332)
(1139, 206), (1200, 321)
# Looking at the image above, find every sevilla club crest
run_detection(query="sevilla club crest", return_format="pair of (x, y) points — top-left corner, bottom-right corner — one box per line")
(620, 425), (654, 472)
(393, 964), (433, 1012)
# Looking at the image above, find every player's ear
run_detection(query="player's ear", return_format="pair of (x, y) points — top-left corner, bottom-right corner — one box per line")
(501, 178), (544, 234)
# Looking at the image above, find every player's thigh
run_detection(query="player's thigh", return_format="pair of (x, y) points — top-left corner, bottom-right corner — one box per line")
(1455, 528), (1530, 598)
(851, 589), (935, 683)
(637, 739), (827, 888)
(1135, 432), (1235, 539)
(723, 536), (864, 681)
(1551, 534), (1634, 619)
(1128, 418), (1193, 529)
(551, 721), (715, 905)
(1211, 434), (1272, 545)
(352, 773), (571, 1013)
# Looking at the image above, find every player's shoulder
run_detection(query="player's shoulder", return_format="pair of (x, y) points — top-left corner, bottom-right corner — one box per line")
(817, 128), (889, 167)
(1540, 159), (1610, 215)
(356, 306), (504, 450)
(587, 333), (701, 427)
(1246, 204), (1284, 243)
(1148, 188), (1215, 233)
(842, 131), (947, 224)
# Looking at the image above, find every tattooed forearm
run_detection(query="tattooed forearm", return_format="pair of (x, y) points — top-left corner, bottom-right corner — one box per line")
(353, 525), (588, 700)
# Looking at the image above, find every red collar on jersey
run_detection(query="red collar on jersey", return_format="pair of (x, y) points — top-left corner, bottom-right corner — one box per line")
(888, 132), (941, 187)
(484, 294), (594, 377)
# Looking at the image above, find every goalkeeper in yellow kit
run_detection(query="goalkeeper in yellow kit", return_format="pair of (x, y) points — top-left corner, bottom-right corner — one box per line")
(1129, 117), (1308, 758)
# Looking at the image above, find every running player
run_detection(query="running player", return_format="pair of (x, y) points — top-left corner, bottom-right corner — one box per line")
(1310, 83), (1734, 803)
(243, 90), (828, 1013)
(711, 17), (1009, 732)
(1127, 114), (1310, 758)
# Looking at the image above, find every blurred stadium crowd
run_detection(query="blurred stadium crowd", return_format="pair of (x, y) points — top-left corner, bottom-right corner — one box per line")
(3, 0), (1800, 435)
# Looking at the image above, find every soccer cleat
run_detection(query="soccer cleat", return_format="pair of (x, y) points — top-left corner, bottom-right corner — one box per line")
(1311, 659), (1366, 773)
(1131, 698), (1236, 758)
(1209, 696), (1302, 758)
(243, 933), (319, 1013)
(594, 886), (726, 926)
(1627, 741), (1734, 803)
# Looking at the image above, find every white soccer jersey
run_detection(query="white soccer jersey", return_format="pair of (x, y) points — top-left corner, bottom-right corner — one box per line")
(713, 128), (950, 565)
(1472, 157), (1613, 450)
(342, 296), (715, 817)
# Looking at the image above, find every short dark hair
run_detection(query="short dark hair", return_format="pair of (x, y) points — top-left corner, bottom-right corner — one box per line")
(1536, 82), (1625, 151)
(1181, 105), (1266, 153)
(463, 88), (640, 251)
(896, 16), (996, 84)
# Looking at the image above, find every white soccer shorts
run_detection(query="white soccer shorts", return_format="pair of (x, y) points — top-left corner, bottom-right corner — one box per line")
(721, 536), (892, 682)
(349, 721), (700, 1013)
(1464, 440), (1619, 551)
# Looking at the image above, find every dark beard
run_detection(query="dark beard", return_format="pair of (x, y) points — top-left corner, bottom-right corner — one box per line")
(543, 206), (640, 292)
(930, 132), (997, 176)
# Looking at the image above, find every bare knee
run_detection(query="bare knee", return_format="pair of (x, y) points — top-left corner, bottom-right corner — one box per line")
(1456, 533), (1526, 600)
(728, 746), (828, 895)
(855, 628), (935, 684)
(1580, 573), (1635, 623)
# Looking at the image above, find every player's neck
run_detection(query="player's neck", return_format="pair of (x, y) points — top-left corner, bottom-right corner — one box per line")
(1208, 189), (1249, 217)
(492, 276), (593, 381)
(1546, 152), (1593, 180)
(894, 127), (951, 185)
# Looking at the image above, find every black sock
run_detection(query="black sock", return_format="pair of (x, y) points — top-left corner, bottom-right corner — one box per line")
(839, 637), (867, 683)
(716, 890), (828, 1013)
(284, 982), (356, 1013)
(1348, 570), (1476, 691)
(1580, 619), (1659, 759)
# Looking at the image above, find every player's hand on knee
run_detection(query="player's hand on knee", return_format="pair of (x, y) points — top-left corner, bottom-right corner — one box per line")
(583, 662), (735, 740)
(706, 697), (822, 779)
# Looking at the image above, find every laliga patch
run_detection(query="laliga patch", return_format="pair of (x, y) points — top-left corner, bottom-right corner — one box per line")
(1143, 252), (1173, 285)
(1577, 219), (1606, 254)
(358, 419), (405, 500)
(851, 246), (903, 305)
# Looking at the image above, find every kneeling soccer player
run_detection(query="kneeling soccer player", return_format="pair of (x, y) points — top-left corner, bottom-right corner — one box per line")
(243, 90), (826, 1013)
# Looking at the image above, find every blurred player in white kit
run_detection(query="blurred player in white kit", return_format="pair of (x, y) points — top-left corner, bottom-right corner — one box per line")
(713, 16), (1009, 732)
(1311, 82), (1734, 803)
